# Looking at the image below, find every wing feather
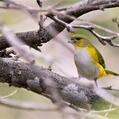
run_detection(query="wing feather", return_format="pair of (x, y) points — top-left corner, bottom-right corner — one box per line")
(87, 47), (105, 68)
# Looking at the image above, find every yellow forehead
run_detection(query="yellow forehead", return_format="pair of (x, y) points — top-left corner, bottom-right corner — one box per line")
(70, 34), (84, 39)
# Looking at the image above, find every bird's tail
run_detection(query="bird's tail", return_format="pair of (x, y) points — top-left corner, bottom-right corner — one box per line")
(106, 70), (119, 76)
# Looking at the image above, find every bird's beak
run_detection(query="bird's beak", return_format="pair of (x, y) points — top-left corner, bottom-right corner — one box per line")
(68, 39), (75, 44)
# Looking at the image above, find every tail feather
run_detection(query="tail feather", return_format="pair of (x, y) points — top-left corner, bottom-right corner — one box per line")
(106, 70), (119, 76)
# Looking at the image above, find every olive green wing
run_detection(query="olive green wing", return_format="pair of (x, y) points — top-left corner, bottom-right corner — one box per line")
(95, 48), (105, 68)
(88, 47), (106, 68)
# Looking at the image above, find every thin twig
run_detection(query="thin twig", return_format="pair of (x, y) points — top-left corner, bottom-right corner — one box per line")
(0, 22), (35, 63)
(0, 90), (18, 99)
(0, 98), (57, 111)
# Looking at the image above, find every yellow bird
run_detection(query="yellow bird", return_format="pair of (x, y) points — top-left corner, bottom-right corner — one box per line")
(68, 34), (119, 85)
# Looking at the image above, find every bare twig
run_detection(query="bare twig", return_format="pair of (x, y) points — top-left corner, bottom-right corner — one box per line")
(112, 17), (119, 27)
(0, 89), (18, 99)
(0, 22), (35, 63)
(0, 98), (57, 111)
(42, 77), (66, 110)
(72, 22), (119, 47)
(50, 16), (119, 47)
(36, 0), (42, 7)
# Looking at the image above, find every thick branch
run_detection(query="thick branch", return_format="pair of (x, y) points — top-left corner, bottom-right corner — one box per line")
(0, 58), (101, 108)
(65, 0), (119, 18)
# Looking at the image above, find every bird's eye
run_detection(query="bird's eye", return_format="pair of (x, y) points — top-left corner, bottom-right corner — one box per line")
(68, 38), (80, 44)
(73, 38), (79, 42)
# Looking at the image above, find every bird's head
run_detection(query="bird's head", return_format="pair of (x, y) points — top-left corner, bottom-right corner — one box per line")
(68, 34), (92, 48)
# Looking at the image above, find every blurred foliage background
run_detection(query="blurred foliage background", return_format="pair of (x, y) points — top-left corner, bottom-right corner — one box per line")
(0, 0), (119, 119)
